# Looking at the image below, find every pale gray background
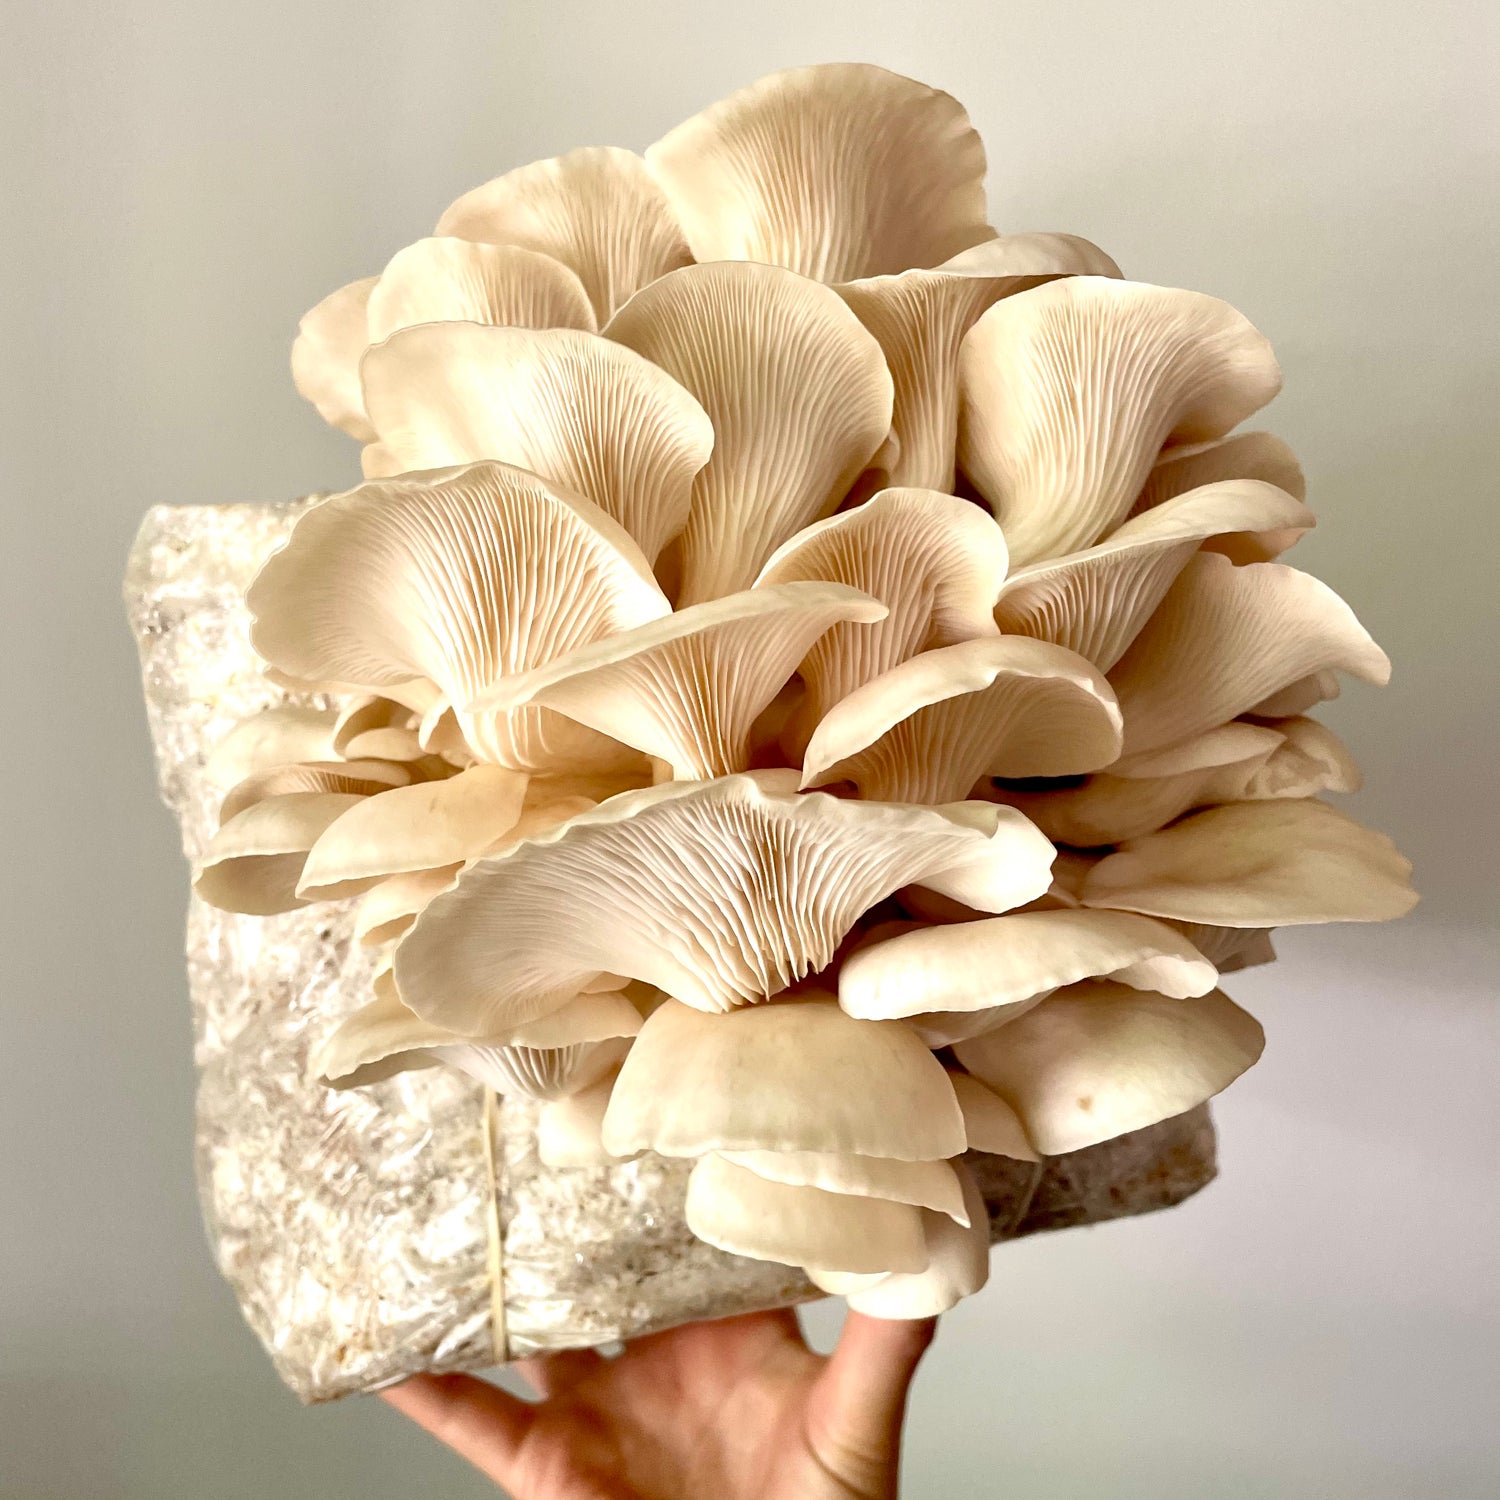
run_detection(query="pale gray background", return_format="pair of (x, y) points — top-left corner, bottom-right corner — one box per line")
(4, 2), (1497, 1496)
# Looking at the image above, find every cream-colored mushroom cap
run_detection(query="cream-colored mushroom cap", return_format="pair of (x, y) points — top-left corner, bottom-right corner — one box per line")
(833, 272), (1037, 491)
(359, 323), (714, 564)
(296, 764), (529, 901)
(841, 908), (1217, 1022)
(838, 1163), (993, 1319)
(1237, 715), (1363, 799)
(245, 461), (670, 770)
(436, 145), (692, 325)
(954, 981), (1265, 1155)
(719, 1150), (970, 1225)
(217, 758), (412, 825)
(365, 238), (598, 341)
(939, 235), (1122, 279)
(948, 1074), (1038, 1161)
(685, 1152), (930, 1276)
(1081, 798), (1418, 926)
(290, 277), (379, 441)
(430, 1037), (629, 1102)
(756, 487), (1008, 733)
(394, 772), (1055, 1033)
(537, 1070), (622, 1168)
(1131, 430), (1307, 526)
(802, 636), (1123, 803)
(1002, 713), (1361, 849)
(204, 705), (339, 790)
(473, 581), (886, 781)
(959, 278), (1283, 567)
(994, 479), (1315, 672)
(602, 995), (965, 1161)
(1109, 553), (1389, 764)
(315, 984), (641, 1092)
(194, 792), (366, 915)
(646, 63), (992, 283)
(606, 261), (894, 603)
(352, 864), (464, 948)
(992, 720), (1284, 847)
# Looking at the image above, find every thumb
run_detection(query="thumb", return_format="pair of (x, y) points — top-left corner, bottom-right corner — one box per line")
(805, 1312), (938, 1496)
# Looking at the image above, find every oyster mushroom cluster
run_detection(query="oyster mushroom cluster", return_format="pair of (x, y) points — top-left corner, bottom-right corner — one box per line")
(196, 63), (1416, 1319)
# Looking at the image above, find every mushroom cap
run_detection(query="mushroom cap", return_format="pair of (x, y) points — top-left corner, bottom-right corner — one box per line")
(602, 995), (965, 1161)
(394, 772), (1056, 1033)
(954, 981), (1265, 1155)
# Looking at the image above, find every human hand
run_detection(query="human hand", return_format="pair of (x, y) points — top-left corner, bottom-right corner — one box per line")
(379, 1307), (937, 1499)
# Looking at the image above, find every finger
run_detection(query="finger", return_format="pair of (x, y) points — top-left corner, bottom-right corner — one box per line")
(379, 1373), (534, 1488)
(807, 1312), (938, 1484)
(828, 1311), (938, 1419)
(512, 1347), (606, 1398)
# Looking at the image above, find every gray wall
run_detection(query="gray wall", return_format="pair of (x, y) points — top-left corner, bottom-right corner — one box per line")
(4, 2), (1497, 1496)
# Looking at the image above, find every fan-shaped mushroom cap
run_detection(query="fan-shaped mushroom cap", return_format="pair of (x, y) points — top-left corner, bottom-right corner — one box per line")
(954, 981), (1264, 1155)
(1131, 430), (1306, 518)
(500, 988), (642, 1048)
(1109, 553), (1390, 763)
(606, 261), (893, 602)
(515, 764), (655, 819)
(359, 324), (713, 563)
(991, 721), (1284, 846)
(474, 582), (885, 781)
(834, 272), (1037, 490)
(646, 63), (990, 283)
(801, 1267), (892, 1297)
(949, 1073), (1038, 1161)
(295, 764), (529, 901)
(959, 278), (1282, 567)
(994, 766), (1253, 849)
(841, 909), (1217, 1025)
(365, 238), (597, 341)
(218, 758), (412, 825)
(430, 1036), (628, 1101)
(802, 637), (1122, 803)
(343, 725), (425, 762)
(1237, 715), (1363, 799)
(313, 982), (453, 1088)
(246, 462), (669, 771)
(315, 985), (641, 1091)
(194, 792), (365, 915)
(290, 276), (380, 440)
(902, 1008), (1032, 1050)
(939, 234), (1122, 279)
(353, 863), (463, 947)
(1106, 720), (1286, 780)
(204, 705), (339, 790)
(537, 1069), (622, 1168)
(395, 773), (1055, 1032)
(719, 1150), (969, 1224)
(839, 1162), (992, 1318)
(1081, 798), (1418, 926)
(1161, 922), (1277, 974)
(331, 695), (418, 758)
(686, 1152), (930, 1275)
(436, 145), (692, 325)
(756, 488), (1008, 733)
(1249, 670), (1341, 719)
(994, 480), (1315, 671)
(602, 995), (965, 1161)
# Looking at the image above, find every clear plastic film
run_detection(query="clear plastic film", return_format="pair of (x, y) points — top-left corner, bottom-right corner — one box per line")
(125, 500), (1217, 1403)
